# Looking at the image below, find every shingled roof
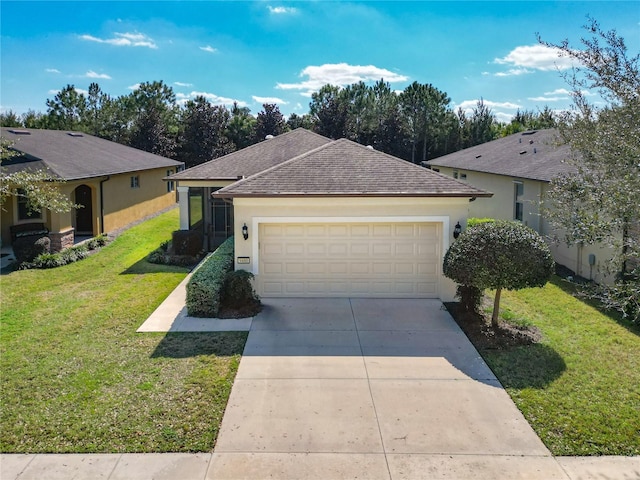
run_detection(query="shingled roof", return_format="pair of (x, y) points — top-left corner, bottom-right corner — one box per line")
(214, 138), (491, 198)
(1, 128), (183, 180)
(170, 128), (332, 181)
(425, 129), (574, 182)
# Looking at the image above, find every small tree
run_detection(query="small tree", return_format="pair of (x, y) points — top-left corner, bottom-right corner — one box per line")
(443, 221), (555, 328)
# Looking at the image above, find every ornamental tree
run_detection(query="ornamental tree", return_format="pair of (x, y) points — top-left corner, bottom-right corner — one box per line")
(1, 139), (76, 215)
(443, 221), (555, 328)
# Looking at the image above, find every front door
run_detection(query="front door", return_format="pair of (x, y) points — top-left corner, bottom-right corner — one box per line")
(74, 185), (93, 235)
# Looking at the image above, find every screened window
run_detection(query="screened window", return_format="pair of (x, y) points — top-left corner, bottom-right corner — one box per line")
(514, 182), (524, 221)
(166, 169), (174, 192)
(130, 176), (140, 188)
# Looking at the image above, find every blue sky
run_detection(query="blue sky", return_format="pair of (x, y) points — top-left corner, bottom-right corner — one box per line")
(1, 1), (638, 122)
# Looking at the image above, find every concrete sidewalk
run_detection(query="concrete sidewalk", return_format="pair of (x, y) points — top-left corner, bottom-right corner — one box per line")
(2, 452), (639, 480)
(2, 296), (639, 480)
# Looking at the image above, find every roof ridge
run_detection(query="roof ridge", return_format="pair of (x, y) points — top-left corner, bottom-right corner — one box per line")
(174, 128), (331, 176)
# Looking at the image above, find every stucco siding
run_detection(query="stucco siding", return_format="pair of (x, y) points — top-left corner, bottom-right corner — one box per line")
(101, 168), (177, 233)
(435, 167), (543, 230)
(435, 167), (617, 283)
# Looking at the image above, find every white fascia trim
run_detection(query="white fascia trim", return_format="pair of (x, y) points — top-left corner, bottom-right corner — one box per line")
(250, 215), (450, 275)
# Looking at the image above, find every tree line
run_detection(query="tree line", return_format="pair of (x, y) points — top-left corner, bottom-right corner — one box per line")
(1, 79), (556, 168)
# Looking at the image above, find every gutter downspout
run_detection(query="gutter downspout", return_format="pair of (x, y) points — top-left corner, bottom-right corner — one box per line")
(99, 176), (110, 234)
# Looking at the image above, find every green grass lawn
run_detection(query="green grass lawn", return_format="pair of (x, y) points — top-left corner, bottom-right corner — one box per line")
(482, 278), (640, 456)
(0, 209), (247, 453)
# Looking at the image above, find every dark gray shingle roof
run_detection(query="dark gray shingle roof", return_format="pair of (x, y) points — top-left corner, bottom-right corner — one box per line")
(1, 128), (183, 180)
(170, 128), (332, 181)
(425, 129), (574, 182)
(215, 138), (491, 198)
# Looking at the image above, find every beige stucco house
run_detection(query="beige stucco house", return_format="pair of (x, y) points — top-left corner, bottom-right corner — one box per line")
(1, 128), (183, 250)
(169, 128), (491, 301)
(425, 129), (612, 283)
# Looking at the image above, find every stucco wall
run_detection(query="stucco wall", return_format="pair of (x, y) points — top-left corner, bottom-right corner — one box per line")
(434, 167), (544, 231)
(1, 167), (177, 247)
(434, 166), (616, 283)
(101, 168), (177, 233)
(230, 196), (472, 301)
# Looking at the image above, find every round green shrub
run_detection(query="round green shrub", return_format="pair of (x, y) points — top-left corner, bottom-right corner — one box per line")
(13, 235), (50, 264)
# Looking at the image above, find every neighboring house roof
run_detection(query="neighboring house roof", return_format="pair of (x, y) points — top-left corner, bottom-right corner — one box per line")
(214, 138), (491, 198)
(1, 128), (183, 181)
(425, 129), (574, 182)
(169, 128), (333, 181)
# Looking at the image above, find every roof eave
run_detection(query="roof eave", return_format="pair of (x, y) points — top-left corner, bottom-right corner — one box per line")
(213, 192), (493, 199)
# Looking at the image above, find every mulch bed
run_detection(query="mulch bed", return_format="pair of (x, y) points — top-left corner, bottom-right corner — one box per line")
(444, 301), (542, 350)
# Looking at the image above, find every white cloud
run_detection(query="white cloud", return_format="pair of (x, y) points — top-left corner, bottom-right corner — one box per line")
(48, 87), (88, 96)
(200, 45), (217, 53)
(252, 95), (287, 105)
(127, 83), (141, 90)
(456, 99), (522, 112)
(174, 82), (193, 87)
(494, 44), (575, 72)
(45, 68), (61, 74)
(528, 95), (566, 102)
(495, 111), (515, 123)
(544, 88), (571, 95)
(80, 32), (157, 49)
(268, 5), (298, 14)
(276, 63), (409, 96)
(176, 91), (248, 107)
(494, 68), (533, 77)
(85, 70), (111, 79)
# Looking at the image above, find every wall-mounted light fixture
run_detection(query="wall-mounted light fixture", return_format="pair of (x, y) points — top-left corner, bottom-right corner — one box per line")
(242, 223), (249, 240)
(453, 222), (462, 239)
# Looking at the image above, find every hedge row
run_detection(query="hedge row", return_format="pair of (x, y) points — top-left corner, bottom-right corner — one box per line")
(186, 236), (234, 317)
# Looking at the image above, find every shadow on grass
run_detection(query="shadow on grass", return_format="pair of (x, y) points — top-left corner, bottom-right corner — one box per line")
(483, 343), (566, 389)
(151, 332), (247, 359)
(121, 255), (191, 275)
(550, 276), (640, 338)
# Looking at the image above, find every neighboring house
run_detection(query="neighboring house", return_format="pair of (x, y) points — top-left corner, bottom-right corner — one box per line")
(1, 128), (183, 251)
(425, 129), (611, 282)
(169, 128), (491, 301)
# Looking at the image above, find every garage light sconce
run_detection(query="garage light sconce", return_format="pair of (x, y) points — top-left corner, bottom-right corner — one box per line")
(242, 223), (249, 240)
(453, 222), (462, 239)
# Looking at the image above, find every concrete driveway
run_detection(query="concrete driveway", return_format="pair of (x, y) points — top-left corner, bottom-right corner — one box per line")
(209, 298), (569, 479)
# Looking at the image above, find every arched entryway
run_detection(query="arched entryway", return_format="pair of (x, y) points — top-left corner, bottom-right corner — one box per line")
(74, 185), (94, 235)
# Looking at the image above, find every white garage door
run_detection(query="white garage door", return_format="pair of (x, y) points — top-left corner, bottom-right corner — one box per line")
(258, 222), (441, 297)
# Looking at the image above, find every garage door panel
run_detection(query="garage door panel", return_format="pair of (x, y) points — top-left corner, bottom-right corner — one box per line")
(373, 244), (392, 255)
(329, 225), (349, 236)
(286, 243), (305, 255)
(351, 243), (370, 255)
(259, 222), (440, 298)
(263, 262), (283, 274)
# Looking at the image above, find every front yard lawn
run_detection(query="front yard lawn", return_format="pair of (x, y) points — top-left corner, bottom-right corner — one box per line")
(454, 278), (640, 456)
(0, 209), (247, 453)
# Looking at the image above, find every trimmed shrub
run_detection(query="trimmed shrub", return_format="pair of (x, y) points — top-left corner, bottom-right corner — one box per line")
(222, 270), (260, 309)
(444, 220), (555, 327)
(13, 234), (50, 264)
(22, 244), (89, 270)
(186, 236), (234, 317)
(456, 284), (483, 313)
(172, 230), (203, 256)
(86, 234), (108, 250)
(467, 217), (496, 228)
